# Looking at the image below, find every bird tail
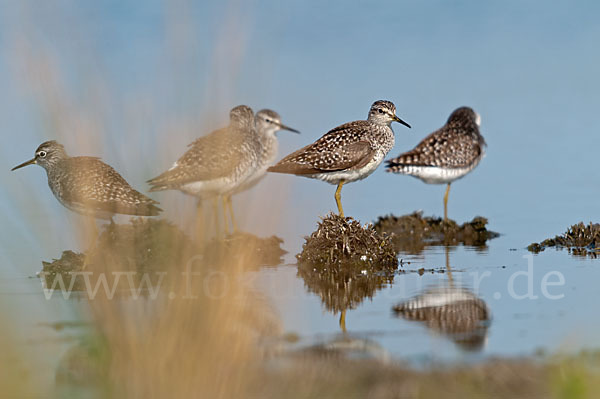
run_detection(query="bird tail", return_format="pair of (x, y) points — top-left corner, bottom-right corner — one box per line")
(385, 157), (411, 173)
(147, 170), (176, 192)
(141, 202), (163, 216)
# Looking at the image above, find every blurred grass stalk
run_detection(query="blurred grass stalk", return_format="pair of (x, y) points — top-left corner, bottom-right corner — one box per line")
(89, 242), (280, 397)
(0, 325), (36, 397)
(4, 2), (283, 398)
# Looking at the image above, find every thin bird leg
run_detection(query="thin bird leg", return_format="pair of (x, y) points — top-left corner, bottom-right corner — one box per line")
(339, 309), (347, 333)
(335, 180), (346, 218)
(195, 200), (205, 243)
(212, 197), (221, 238)
(225, 195), (238, 233)
(443, 183), (451, 221)
(221, 196), (230, 235)
(82, 217), (100, 270)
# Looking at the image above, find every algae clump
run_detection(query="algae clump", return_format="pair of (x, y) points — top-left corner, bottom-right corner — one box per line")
(528, 222), (600, 257)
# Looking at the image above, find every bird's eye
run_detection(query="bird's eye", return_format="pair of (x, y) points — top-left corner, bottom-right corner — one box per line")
(38, 151), (47, 158)
(378, 109), (384, 114)
(265, 119), (271, 123)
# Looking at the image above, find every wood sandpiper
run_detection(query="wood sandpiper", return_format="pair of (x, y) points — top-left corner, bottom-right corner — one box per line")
(268, 100), (410, 217)
(224, 109), (298, 230)
(385, 106), (486, 221)
(12, 140), (162, 219)
(147, 105), (297, 232)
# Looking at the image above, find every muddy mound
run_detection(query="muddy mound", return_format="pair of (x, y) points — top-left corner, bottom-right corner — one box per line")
(297, 213), (397, 270)
(41, 250), (87, 291)
(374, 211), (499, 253)
(527, 222), (600, 257)
(41, 219), (286, 292)
(209, 232), (286, 268)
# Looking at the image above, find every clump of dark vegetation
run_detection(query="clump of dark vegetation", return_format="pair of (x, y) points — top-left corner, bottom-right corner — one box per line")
(296, 214), (397, 314)
(374, 211), (499, 254)
(41, 219), (286, 292)
(41, 250), (87, 291)
(92, 218), (194, 274)
(527, 222), (600, 257)
(297, 213), (398, 270)
(211, 232), (286, 268)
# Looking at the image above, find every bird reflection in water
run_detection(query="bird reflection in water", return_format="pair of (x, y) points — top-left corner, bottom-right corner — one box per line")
(393, 247), (491, 351)
(297, 261), (394, 333)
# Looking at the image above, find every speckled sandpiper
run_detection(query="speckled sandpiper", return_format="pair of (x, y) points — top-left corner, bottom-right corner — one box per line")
(385, 107), (486, 221)
(223, 109), (298, 230)
(267, 100), (411, 217)
(147, 105), (298, 233)
(11, 140), (162, 219)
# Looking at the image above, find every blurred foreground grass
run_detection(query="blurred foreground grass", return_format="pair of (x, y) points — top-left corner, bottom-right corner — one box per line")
(3, 309), (600, 399)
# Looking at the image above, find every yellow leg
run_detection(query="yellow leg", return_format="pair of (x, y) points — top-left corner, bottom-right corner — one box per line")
(443, 183), (451, 221)
(82, 218), (100, 270)
(194, 200), (206, 243)
(225, 195), (238, 233)
(221, 196), (230, 235)
(335, 180), (346, 218)
(339, 309), (347, 333)
(212, 197), (221, 238)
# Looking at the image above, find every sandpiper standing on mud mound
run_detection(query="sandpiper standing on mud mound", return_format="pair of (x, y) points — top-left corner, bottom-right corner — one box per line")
(268, 100), (411, 217)
(12, 140), (162, 219)
(385, 107), (486, 221)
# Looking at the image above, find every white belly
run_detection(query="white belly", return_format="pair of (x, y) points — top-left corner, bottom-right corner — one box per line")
(179, 177), (236, 198)
(399, 165), (473, 184)
(396, 155), (483, 185)
(231, 165), (267, 194)
(308, 153), (384, 185)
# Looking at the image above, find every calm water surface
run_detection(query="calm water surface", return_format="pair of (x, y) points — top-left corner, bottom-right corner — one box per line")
(255, 231), (600, 365)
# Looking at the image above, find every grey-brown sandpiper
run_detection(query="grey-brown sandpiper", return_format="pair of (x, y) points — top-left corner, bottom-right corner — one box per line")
(11, 140), (162, 219)
(267, 100), (411, 217)
(147, 105), (255, 233)
(147, 105), (297, 232)
(385, 107), (486, 221)
(235, 109), (300, 193)
(222, 109), (299, 229)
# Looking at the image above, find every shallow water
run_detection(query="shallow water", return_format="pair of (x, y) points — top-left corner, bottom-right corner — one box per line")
(254, 231), (600, 366)
(9, 222), (598, 379)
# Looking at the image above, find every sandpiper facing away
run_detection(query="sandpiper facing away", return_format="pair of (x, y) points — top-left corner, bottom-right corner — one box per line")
(12, 140), (162, 219)
(385, 107), (486, 221)
(268, 100), (411, 217)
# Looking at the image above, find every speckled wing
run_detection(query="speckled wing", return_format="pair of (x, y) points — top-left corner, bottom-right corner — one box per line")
(268, 121), (376, 175)
(58, 157), (162, 216)
(386, 125), (483, 170)
(147, 127), (250, 190)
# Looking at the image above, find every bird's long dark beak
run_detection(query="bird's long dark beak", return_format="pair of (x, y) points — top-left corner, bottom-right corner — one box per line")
(277, 122), (300, 134)
(11, 158), (36, 171)
(393, 115), (411, 129)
